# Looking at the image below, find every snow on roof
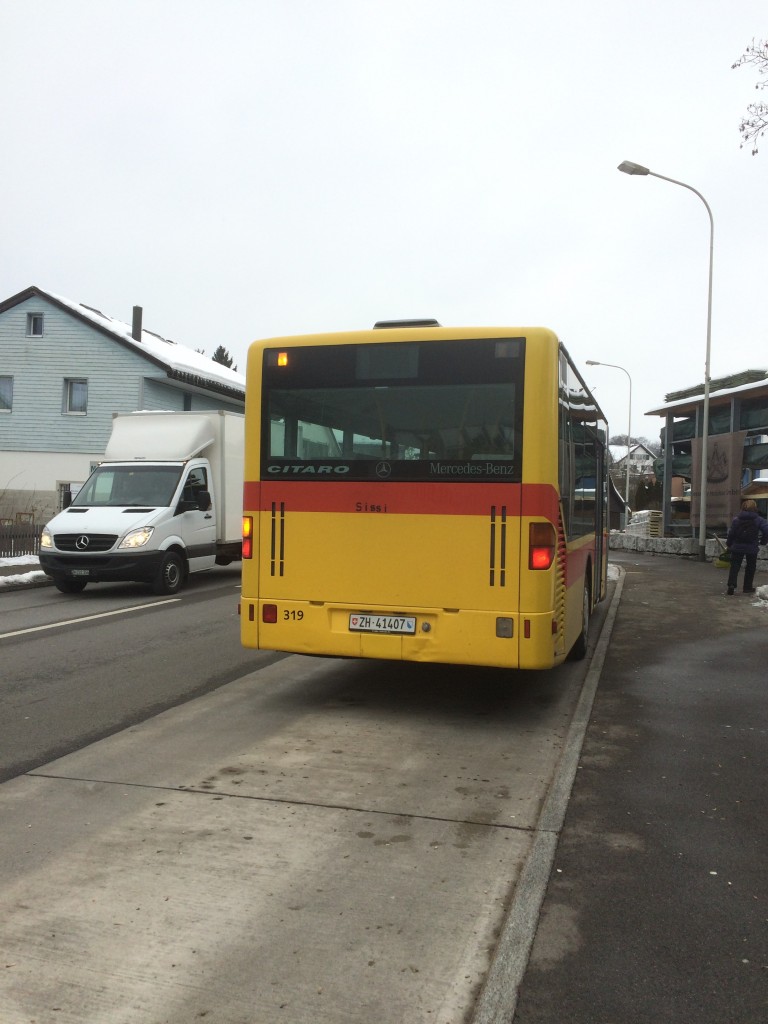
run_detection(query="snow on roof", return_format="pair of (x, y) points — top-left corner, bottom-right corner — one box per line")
(646, 373), (768, 416)
(46, 290), (245, 394)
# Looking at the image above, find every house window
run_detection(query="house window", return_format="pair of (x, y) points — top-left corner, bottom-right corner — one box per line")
(0, 376), (12, 412)
(26, 313), (44, 337)
(64, 378), (88, 414)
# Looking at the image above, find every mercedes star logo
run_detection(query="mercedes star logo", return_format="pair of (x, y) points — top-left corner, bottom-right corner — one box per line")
(375, 461), (392, 479)
(75, 535), (90, 550)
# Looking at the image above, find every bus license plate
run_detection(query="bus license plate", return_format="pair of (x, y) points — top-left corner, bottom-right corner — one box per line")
(349, 613), (416, 635)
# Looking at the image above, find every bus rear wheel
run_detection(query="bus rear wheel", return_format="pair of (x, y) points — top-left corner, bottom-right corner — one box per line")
(568, 580), (591, 661)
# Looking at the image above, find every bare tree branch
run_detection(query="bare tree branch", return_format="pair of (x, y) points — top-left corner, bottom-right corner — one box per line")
(733, 38), (768, 155)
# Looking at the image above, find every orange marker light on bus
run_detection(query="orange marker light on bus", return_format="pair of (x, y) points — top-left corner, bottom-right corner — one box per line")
(529, 522), (556, 570)
(277, 351), (289, 367)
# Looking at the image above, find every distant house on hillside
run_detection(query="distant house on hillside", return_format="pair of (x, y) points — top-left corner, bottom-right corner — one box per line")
(0, 285), (245, 522)
(608, 442), (657, 478)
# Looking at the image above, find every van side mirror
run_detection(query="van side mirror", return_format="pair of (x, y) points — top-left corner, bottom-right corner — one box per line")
(196, 490), (212, 511)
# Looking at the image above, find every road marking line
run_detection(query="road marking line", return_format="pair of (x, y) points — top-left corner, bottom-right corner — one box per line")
(0, 599), (181, 640)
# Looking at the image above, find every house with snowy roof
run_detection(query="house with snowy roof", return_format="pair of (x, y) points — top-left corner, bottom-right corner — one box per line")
(608, 442), (657, 479)
(0, 285), (245, 522)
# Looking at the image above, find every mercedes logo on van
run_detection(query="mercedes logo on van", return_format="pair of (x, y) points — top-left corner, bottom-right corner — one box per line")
(76, 535), (90, 550)
(375, 462), (392, 479)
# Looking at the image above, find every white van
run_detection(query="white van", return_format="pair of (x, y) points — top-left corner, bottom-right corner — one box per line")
(39, 411), (243, 595)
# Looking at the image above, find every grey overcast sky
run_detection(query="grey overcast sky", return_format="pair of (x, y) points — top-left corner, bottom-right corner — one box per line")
(1, 0), (766, 444)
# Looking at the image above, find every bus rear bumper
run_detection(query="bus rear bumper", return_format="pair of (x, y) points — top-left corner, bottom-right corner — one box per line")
(240, 599), (564, 671)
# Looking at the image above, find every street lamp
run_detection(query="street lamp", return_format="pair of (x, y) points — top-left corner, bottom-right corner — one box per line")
(618, 160), (714, 562)
(587, 360), (632, 526)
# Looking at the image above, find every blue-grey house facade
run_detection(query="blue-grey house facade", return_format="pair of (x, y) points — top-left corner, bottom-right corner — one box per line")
(0, 286), (245, 522)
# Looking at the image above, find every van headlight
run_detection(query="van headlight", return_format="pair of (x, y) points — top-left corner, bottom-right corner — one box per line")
(41, 527), (53, 549)
(119, 527), (154, 549)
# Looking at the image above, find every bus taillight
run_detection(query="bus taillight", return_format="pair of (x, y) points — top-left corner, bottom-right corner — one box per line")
(529, 522), (555, 570)
(242, 515), (253, 559)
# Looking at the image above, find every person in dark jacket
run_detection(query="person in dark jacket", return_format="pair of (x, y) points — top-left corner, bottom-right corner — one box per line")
(725, 498), (768, 595)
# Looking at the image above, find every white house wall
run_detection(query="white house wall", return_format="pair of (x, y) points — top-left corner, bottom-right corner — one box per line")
(0, 450), (102, 522)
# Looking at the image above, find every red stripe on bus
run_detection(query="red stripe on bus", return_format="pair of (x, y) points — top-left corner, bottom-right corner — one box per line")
(243, 481), (559, 519)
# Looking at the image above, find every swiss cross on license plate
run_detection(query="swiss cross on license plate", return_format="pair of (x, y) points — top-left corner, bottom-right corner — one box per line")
(349, 613), (416, 635)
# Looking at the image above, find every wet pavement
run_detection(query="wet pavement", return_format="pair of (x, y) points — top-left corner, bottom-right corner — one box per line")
(512, 550), (768, 1024)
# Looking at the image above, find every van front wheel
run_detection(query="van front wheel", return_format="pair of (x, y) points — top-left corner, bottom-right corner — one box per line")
(153, 552), (185, 595)
(55, 578), (87, 594)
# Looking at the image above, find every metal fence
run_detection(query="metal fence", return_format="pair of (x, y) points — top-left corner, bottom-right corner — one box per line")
(0, 523), (43, 557)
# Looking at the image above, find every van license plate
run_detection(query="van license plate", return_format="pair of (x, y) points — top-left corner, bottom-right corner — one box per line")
(349, 614), (416, 635)
(71, 570), (90, 577)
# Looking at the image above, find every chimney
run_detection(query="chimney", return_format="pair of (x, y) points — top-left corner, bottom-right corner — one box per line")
(132, 305), (143, 341)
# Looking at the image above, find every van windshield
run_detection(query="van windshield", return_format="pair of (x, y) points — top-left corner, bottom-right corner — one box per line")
(73, 465), (183, 507)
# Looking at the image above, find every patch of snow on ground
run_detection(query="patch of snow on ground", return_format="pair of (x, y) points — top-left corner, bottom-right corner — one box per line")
(0, 571), (46, 586)
(0, 555), (46, 587)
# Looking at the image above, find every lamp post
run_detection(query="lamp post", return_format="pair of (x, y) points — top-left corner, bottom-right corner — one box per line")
(618, 160), (714, 562)
(587, 360), (632, 527)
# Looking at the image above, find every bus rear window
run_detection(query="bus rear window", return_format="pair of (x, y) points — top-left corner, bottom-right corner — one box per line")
(262, 338), (524, 482)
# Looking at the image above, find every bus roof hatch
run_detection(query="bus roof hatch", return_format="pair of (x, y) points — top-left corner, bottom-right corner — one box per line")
(373, 319), (441, 329)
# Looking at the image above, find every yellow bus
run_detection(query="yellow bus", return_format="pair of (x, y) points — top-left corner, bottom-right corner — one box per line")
(240, 320), (608, 670)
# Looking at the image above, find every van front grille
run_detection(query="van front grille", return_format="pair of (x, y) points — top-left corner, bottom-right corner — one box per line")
(54, 533), (118, 553)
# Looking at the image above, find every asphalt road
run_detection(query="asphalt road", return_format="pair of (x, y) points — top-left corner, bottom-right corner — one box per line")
(0, 565), (279, 783)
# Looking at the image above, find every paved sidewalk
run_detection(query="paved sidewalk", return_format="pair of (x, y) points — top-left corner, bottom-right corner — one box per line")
(512, 551), (768, 1024)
